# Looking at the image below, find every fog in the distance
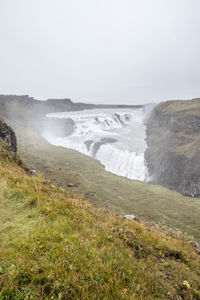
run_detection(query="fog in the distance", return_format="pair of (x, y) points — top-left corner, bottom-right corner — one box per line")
(0, 0), (200, 104)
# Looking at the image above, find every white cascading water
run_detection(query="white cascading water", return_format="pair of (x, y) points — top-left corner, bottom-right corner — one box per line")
(42, 108), (148, 181)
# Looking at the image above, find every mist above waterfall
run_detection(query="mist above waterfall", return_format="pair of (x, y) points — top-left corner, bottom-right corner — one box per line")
(42, 108), (147, 181)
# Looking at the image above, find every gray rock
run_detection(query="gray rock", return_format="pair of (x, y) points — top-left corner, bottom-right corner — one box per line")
(27, 169), (37, 176)
(91, 138), (117, 158)
(194, 242), (200, 254)
(84, 140), (94, 151)
(67, 183), (74, 187)
(125, 215), (138, 221)
(0, 120), (17, 154)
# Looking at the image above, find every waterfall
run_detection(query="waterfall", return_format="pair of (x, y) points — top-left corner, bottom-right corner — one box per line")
(42, 108), (147, 181)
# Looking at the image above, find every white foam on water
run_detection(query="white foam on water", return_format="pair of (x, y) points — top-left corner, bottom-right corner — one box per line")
(96, 144), (146, 181)
(43, 108), (148, 181)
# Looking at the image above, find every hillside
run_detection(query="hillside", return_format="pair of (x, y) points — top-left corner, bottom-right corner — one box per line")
(0, 135), (200, 299)
(145, 98), (200, 197)
(13, 126), (200, 242)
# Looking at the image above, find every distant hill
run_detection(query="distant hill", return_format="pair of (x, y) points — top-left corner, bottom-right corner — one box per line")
(0, 94), (142, 121)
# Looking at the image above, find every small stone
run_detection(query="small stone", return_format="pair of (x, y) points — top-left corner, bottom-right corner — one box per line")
(124, 214), (139, 221)
(67, 183), (74, 187)
(27, 169), (37, 176)
(194, 242), (200, 254)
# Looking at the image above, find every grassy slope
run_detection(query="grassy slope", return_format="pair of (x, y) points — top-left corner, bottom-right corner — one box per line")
(156, 98), (200, 114)
(14, 127), (200, 242)
(0, 141), (200, 299)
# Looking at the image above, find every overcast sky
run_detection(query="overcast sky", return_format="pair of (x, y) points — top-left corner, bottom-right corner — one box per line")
(0, 0), (200, 104)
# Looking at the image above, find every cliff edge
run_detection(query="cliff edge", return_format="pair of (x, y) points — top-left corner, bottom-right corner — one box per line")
(145, 98), (200, 197)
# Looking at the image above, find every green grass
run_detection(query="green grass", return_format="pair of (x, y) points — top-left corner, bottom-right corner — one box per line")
(156, 98), (200, 115)
(0, 141), (200, 299)
(14, 127), (200, 242)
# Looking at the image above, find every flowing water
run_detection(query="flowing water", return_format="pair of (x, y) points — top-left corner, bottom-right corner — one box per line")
(42, 108), (147, 181)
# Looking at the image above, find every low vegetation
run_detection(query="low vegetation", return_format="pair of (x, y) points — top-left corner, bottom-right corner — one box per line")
(14, 126), (200, 242)
(0, 140), (200, 299)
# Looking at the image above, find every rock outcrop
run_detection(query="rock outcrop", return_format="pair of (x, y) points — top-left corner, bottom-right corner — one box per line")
(145, 98), (200, 197)
(0, 120), (17, 154)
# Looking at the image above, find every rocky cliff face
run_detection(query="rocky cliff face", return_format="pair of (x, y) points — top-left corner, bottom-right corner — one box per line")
(145, 98), (200, 197)
(0, 120), (17, 154)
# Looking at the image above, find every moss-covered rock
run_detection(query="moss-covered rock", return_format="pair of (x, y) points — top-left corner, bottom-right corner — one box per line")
(0, 120), (17, 154)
